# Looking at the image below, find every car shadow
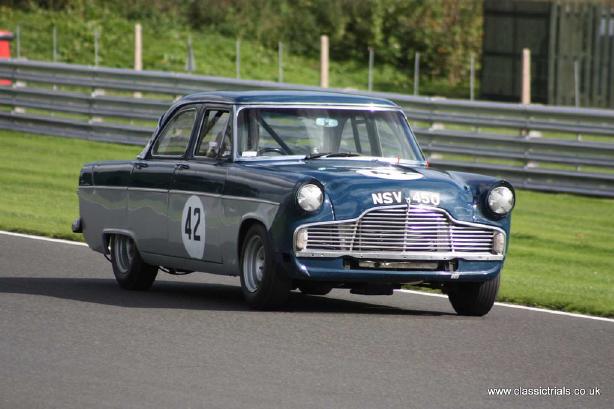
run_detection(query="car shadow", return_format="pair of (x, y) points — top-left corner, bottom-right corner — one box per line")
(0, 276), (455, 316)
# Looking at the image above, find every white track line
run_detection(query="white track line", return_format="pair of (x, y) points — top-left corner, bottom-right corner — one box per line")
(397, 289), (614, 323)
(1, 230), (612, 323)
(0, 230), (88, 246)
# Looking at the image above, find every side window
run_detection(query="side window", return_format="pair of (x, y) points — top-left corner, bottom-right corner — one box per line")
(195, 110), (230, 158)
(152, 108), (197, 156)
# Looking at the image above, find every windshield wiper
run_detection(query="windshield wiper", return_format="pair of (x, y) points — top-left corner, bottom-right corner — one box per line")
(304, 152), (362, 160)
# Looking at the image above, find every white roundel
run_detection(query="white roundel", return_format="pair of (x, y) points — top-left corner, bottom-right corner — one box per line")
(355, 167), (423, 181)
(181, 195), (205, 259)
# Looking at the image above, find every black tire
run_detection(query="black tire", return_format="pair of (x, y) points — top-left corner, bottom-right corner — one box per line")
(110, 235), (158, 291)
(447, 274), (500, 316)
(298, 282), (333, 296)
(239, 224), (291, 308)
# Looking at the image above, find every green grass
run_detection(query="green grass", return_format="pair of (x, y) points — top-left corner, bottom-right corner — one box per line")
(0, 131), (140, 240)
(0, 6), (473, 98)
(500, 191), (614, 317)
(1, 130), (613, 317)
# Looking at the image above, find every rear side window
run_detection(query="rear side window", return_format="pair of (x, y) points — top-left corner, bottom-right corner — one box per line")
(195, 110), (230, 158)
(152, 108), (197, 156)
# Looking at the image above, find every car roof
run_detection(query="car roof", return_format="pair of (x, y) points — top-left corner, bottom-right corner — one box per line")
(177, 90), (399, 107)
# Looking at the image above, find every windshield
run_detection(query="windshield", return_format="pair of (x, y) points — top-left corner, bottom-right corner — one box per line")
(236, 107), (424, 162)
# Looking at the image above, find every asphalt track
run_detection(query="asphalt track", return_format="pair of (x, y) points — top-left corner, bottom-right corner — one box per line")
(1, 233), (612, 409)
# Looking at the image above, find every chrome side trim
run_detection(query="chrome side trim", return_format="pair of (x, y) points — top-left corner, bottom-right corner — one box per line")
(169, 189), (280, 206)
(223, 195), (280, 206)
(81, 185), (279, 205)
(128, 187), (168, 193)
(169, 189), (222, 198)
(80, 186), (167, 193)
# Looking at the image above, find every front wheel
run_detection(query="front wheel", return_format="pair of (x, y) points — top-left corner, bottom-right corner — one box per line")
(447, 275), (500, 316)
(110, 235), (158, 290)
(240, 224), (290, 308)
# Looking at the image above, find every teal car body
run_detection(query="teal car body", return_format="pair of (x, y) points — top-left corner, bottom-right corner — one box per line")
(75, 90), (514, 310)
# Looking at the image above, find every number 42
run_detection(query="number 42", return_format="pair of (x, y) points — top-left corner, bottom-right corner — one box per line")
(184, 206), (201, 241)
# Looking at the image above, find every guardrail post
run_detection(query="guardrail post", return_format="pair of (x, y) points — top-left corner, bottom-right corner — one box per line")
(94, 29), (100, 67)
(134, 23), (142, 98)
(573, 59), (583, 142)
(51, 26), (59, 92)
(367, 47), (374, 92)
(92, 28), (106, 107)
(235, 39), (241, 79)
(134, 23), (142, 71)
(320, 35), (329, 88)
(521, 48), (531, 105)
(278, 41), (283, 82)
(520, 48), (532, 138)
(413, 52), (420, 95)
(15, 25), (20, 59)
(469, 53), (475, 101)
(52, 26), (58, 63)
(574, 59), (580, 108)
(186, 35), (196, 73)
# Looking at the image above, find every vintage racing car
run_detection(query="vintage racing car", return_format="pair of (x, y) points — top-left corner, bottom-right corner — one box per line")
(73, 91), (514, 315)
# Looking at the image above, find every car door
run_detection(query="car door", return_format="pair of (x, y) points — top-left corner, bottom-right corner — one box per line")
(167, 106), (231, 263)
(128, 105), (199, 256)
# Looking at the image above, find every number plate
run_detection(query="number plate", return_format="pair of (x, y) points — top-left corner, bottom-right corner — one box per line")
(408, 191), (440, 206)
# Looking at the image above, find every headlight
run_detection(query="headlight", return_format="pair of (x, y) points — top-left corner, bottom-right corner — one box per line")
(487, 186), (515, 216)
(297, 183), (323, 212)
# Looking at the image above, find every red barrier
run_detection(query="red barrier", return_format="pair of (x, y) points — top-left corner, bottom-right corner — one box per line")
(0, 31), (13, 86)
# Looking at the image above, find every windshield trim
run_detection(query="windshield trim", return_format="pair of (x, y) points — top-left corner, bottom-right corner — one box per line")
(232, 104), (426, 164)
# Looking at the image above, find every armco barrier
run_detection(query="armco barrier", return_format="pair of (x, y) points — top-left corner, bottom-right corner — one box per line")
(1, 59), (613, 197)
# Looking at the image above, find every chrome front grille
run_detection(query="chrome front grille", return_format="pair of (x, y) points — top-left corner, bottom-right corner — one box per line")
(297, 205), (503, 261)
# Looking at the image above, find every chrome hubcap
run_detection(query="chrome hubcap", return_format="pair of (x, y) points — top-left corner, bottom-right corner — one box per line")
(243, 236), (265, 293)
(114, 236), (134, 275)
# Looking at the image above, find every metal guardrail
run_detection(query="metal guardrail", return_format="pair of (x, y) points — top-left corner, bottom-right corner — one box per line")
(3, 86), (612, 169)
(1, 59), (614, 197)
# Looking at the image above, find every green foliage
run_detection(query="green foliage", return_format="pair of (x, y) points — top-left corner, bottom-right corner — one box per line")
(2, 0), (483, 87)
(0, 130), (613, 317)
(0, 3), (474, 96)
(185, 0), (483, 83)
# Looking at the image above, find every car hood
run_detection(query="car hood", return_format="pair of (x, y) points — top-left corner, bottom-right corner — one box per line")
(246, 159), (477, 220)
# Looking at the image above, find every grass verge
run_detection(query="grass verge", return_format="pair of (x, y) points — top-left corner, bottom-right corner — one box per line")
(0, 130), (612, 317)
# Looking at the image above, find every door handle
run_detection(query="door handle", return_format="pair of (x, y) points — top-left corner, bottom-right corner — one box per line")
(135, 162), (148, 169)
(176, 163), (190, 170)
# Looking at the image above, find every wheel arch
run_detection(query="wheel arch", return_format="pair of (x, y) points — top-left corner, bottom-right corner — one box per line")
(102, 228), (139, 255)
(237, 218), (267, 261)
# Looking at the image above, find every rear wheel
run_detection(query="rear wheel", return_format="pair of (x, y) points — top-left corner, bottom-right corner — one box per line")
(447, 275), (500, 316)
(110, 235), (158, 290)
(240, 224), (290, 308)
